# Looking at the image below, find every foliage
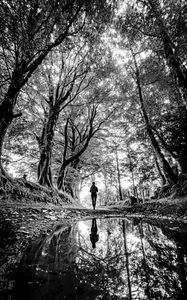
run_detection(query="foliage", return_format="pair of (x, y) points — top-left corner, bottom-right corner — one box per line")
(1, 0), (187, 203)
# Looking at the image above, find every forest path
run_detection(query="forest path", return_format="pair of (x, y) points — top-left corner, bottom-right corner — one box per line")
(64, 206), (128, 220)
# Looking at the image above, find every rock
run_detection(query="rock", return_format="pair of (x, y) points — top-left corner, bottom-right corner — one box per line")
(17, 229), (30, 234)
(30, 214), (38, 218)
(44, 215), (57, 221)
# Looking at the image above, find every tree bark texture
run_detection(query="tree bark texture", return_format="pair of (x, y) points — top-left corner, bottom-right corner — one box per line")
(37, 110), (59, 187)
(38, 150), (53, 188)
(57, 159), (80, 198)
(0, 105), (13, 168)
(154, 153), (167, 185)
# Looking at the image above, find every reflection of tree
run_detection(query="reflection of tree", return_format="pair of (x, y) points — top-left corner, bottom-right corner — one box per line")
(77, 244), (125, 297)
(148, 222), (187, 299)
(138, 222), (151, 300)
(12, 218), (187, 300)
(161, 224), (187, 298)
(176, 245), (187, 298)
(129, 221), (187, 299)
(77, 218), (130, 298)
(122, 220), (132, 300)
(13, 224), (80, 299)
(145, 222), (187, 299)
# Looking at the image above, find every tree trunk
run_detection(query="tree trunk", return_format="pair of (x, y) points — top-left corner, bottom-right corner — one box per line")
(148, 125), (178, 184)
(115, 146), (123, 201)
(37, 110), (59, 187)
(63, 167), (75, 198)
(141, 188), (145, 203)
(57, 165), (66, 190)
(103, 170), (108, 205)
(178, 146), (187, 174)
(154, 152), (167, 185)
(38, 150), (52, 187)
(132, 51), (178, 184)
(57, 166), (74, 197)
(57, 159), (80, 198)
(0, 96), (17, 172)
(127, 150), (136, 196)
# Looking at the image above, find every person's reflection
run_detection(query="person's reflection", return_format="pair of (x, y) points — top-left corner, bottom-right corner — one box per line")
(90, 218), (99, 249)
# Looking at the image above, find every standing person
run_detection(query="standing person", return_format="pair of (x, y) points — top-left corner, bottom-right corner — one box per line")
(90, 182), (98, 210)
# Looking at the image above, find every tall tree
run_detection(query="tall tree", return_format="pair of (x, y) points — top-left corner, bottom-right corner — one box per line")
(0, 0), (117, 175)
(34, 44), (91, 187)
(130, 48), (178, 184)
(146, 0), (187, 108)
(117, 0), (187, 175)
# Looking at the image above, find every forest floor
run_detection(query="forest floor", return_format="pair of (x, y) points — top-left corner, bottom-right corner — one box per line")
(0, 195), (187, 298)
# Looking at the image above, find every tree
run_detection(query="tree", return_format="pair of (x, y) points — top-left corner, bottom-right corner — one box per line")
(0, 0), (117, 176)
(146, 0), (187, 108)
(117, 0), (187, 176)
(130, 48), (178, 185)
(33, 43), (92, 187)
(57, 105), (110, 197)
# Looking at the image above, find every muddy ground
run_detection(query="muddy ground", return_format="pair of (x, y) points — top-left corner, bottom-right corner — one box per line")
(0, 196), (187, 299)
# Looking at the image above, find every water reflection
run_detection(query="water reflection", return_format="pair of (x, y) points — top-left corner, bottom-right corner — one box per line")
(90, 218), (99, 249)
(12, 218), (187, 300)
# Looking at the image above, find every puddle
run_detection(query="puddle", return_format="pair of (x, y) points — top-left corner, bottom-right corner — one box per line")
(11, 218), (187, 299)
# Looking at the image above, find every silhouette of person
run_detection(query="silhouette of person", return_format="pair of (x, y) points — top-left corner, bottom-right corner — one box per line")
(90, 218), (99, 249)
(90, 182), (98, 210)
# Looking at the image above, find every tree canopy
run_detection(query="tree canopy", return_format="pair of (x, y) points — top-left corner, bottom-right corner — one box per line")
(1, 0), (187, 204)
